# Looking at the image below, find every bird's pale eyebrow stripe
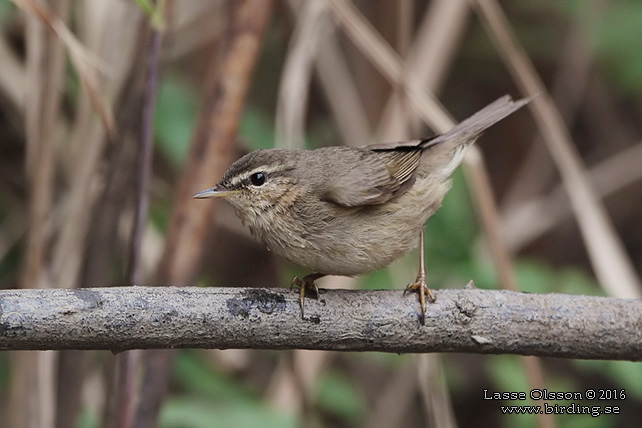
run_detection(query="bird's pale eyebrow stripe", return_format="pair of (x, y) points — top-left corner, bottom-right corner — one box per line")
(228, 165), (285, 187)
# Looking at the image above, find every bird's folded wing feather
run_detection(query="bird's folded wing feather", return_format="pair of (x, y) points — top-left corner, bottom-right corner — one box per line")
(321, 149), (420, 207)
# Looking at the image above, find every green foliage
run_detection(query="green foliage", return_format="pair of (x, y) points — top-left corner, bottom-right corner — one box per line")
(154, 77), (277, 168)
(0, 0), (12, 25)
(602, 361), (642, 400)
(488, 356), (531, 398)
(592, 1), (642, 93)
(133, 0), (165, 30)
(512, 260), (601, 295)
(161, 397), (294, 428)
(154, 74), (199, 168)
(314, 371), (365, 426)
(486, 356), (613, 428)
(149, 197), (171, 232)
(76, 409), (99, 428)
(360, 268), (395, 291)
(161, 351), (294, 428)
(426, 170), (477, 267)
(556, 267), (603, 296)
(576, 360), (642, 401)
(487, 356), (536, 428)
(172, 351), (255, 402)
(238, 106), (276, 151)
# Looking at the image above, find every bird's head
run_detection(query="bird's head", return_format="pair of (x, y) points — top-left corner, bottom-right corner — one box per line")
(193, 149), (302, 226)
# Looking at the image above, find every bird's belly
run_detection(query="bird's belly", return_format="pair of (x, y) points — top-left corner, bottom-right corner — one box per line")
(300, 231), (419, 276)
(268, 229), (420, 276)
(248, 175), (449, 276)
(260, 204), (432, 276)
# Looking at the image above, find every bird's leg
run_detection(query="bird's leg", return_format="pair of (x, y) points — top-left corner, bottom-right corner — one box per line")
(291, 273), (325, 318)
(404, 229), (435, 324)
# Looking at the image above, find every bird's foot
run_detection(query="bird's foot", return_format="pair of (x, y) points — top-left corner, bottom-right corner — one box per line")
(404, 273), (436, 325)
(291, 273), (323, 318)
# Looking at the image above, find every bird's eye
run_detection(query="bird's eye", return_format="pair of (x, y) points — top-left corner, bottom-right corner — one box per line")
(250, 172), (266, 186)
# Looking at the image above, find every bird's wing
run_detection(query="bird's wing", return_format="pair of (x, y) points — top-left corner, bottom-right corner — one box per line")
(321, 149), (421, 207)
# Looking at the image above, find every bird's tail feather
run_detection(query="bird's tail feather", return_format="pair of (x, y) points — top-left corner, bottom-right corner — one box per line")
(421, 94), (532, 175)
(421, 95), (532, 149)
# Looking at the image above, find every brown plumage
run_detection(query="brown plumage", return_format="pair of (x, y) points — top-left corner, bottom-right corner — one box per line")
(194, 95), (530, 321)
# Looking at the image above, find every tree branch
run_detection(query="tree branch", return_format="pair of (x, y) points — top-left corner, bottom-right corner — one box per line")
(1, 287), (640, 360)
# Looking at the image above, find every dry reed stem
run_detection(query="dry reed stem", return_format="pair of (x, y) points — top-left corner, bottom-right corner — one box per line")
(326, 0), (453, 131)
(276, 0), (331, 149)
(50, 3), (143, 291)
(378, 0), (469, 141)
(315, 33), (372, 145)
(62, 5), (157, 428)
(287, 0), (371, 148)
(9, 2), (69, 427)
(419, 355), (458, 428)
(396, 0), (413, 55)
(162, 2), (226, 60)
(386, 0), (413, 139)
(11, 0), (115, 136)
(266, 349), (335, 418)
(502, 142), (642, 252)
(500, 4), (600, 211)
(474, 0), (642, 299)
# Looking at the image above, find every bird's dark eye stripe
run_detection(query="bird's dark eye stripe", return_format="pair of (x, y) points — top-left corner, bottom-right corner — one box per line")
(250, 172), (266, 186)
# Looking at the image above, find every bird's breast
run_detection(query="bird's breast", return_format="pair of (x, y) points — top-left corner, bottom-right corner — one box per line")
(240, 175), (451, 276)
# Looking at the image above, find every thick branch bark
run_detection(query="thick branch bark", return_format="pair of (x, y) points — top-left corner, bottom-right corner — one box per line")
(0, 287), (639, 360)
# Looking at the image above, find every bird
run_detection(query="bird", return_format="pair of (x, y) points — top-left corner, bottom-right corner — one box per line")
(194, 95), (530, 323)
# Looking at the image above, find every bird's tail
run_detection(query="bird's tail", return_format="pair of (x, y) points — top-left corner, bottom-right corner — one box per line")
(421, 95), (532, 176)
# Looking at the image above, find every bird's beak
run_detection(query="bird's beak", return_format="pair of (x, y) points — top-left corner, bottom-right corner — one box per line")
(192, 186), (239, 199)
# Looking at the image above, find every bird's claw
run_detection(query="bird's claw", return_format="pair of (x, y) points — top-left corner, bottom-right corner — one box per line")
(290, 275), (320, 318)
(404, 274), (435, 325)
(290, 276), (302, 290)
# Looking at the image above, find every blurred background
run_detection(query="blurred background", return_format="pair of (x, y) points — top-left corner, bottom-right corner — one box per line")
(0, 0), (641, 427)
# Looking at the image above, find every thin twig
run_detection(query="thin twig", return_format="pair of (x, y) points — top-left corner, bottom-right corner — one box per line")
(127, 15), (162, 285)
